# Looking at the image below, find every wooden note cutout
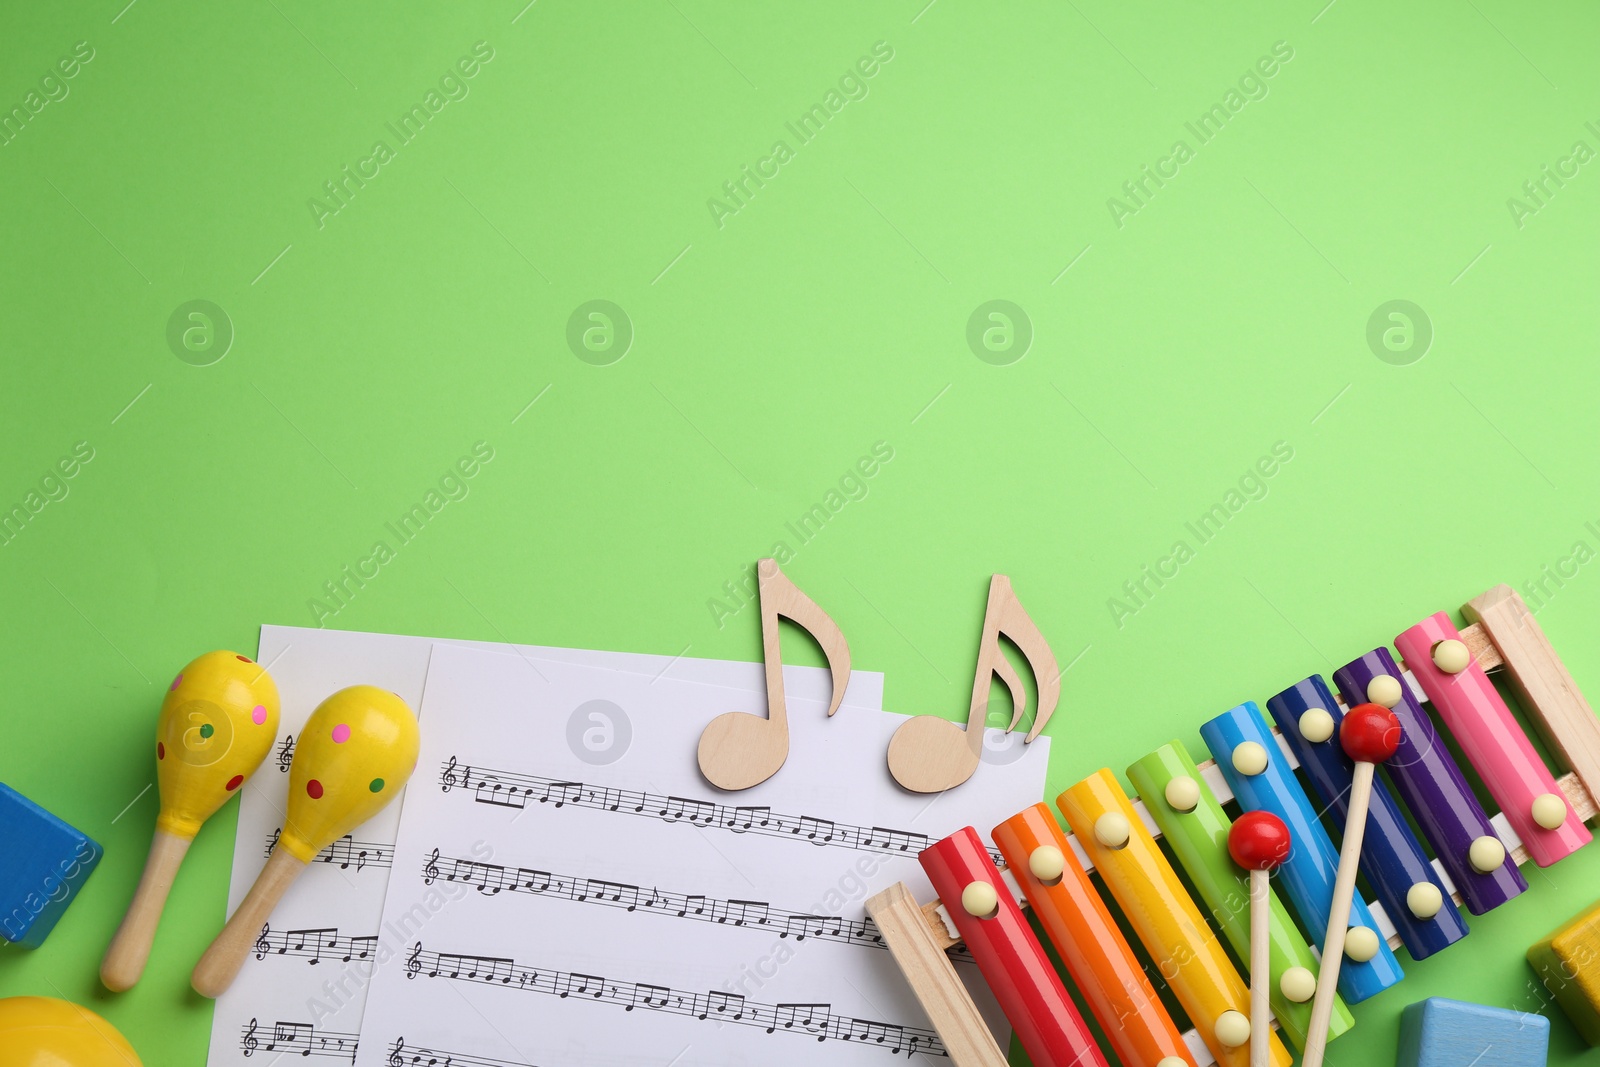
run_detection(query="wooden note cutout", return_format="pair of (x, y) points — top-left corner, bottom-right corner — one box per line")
(887, 575), (1060, 793)
(697, 559), (852, 790)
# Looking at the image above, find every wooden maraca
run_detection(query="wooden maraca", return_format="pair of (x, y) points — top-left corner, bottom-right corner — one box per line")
(191, 685), (419, 997)
(1301, 702), (1402, 1067)
(101, 651), (280, 992)
(1227, 810), (1292, 1067)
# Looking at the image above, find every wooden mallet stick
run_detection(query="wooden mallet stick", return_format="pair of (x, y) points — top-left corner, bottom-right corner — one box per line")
(1227, 810), (1292, 1067)
(1301, 702), (1401, 1067)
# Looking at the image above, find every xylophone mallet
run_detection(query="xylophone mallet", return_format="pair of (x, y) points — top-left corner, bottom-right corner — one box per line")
(1302, 702), (1402, 1067)
(1228, 811), (1292, 1067)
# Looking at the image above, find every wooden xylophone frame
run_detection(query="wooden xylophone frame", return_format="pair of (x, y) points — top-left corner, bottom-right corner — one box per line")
(866, 584), (1600, 1067)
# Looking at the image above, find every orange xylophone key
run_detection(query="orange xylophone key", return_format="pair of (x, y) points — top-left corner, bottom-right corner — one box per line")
(993, 803), (1197, 1067)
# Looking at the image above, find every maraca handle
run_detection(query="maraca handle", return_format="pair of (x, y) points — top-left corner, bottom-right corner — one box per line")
(192, 848), (307, 998)
(101, 829), (192, 991)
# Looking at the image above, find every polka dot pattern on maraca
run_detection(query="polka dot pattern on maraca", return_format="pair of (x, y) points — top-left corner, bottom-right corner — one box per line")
(272, 685), (419, 865)
(151, 649), (281, 841)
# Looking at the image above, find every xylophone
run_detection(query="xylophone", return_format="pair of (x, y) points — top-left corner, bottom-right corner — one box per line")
(866, 584), (1600, 1067)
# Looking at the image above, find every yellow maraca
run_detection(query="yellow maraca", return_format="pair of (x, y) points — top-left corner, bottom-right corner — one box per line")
(101, 650), (280, 992)
(192, 685), (419, 997)
(0, 996), (143, 1067)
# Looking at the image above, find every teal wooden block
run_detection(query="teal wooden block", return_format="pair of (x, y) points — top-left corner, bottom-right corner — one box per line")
(1398, 997), (1550, 1067)
(0, 781), (102, 948)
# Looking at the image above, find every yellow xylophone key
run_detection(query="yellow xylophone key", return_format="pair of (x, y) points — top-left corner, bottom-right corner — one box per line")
(1059, 769), (1291, 1067)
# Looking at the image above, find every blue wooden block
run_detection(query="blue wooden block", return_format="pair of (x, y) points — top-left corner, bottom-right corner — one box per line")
(1398, 997), (1549, 1067)
(0, 781), (102, 948)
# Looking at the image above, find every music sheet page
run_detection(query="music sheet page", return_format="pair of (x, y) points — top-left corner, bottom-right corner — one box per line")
(353, 642), (1049, 1067)
(208, 626), (883, 1066)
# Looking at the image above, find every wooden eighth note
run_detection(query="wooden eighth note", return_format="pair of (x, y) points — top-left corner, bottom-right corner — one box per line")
(696, 559), (852, 790)
(887, 575), (1060, 793)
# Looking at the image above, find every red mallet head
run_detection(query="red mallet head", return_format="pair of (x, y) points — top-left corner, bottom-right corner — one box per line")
(1341, 703), (1401, 764)
(1228, 810), (1292, 871)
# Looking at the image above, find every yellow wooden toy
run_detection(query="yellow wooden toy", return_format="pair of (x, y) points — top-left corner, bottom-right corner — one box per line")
(0, 995), (143, 1067)
(101, 650), (280, 992)
(191, 685), (419, 997)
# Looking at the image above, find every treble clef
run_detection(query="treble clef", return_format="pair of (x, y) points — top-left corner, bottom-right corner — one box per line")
(242, 1018), (259, 1056)
(387, 1038), (405, 1067)
(405, 942), (422, 980)
(423, 848), (440, 885)
(441, 755), (458, 792)
(276, 733), (295, 772)
(254, 923), (271, 960)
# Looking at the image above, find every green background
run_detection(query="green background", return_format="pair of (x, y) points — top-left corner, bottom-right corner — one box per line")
(3, 0), (1598, 1063)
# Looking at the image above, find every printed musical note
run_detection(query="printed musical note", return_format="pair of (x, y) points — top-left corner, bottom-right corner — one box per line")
(387, 1037), (404, 1067)
(661, 796), (716, 826)
(424, 847), (441, 884)
(269, 1021), (312, 1049)
(847, 1019), (911, 1055)
(242, 1018), (259, 1056)
(404, 943), (947, 1058)
(887, 573), (1061, 792)
(864, 826), (929, 853)
(541, 781), (582, 808)
(630, 983), (671, 1010)
(276, 733), (295, 772)
(702, 990), (747, 1021)
(794, 815), (836, 844)
(441, 755), (459, 791)
(434, 760), (1004, 865)
(517, 867), (554, 892)
(715, 899), (770, 927)
(473, 775), (526, 809)
(773, 1002), (833, 1039)
(558, 971), (608, 998)
(696, 558), (853, 790)
(728, 805), (771, 831)
(577, 878), (638, 909)
(345, 934), (378, 963)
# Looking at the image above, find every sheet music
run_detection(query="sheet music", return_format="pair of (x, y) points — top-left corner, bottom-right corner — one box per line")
(207, 626), (884, 1067)
(353, 643), (1048, 1067)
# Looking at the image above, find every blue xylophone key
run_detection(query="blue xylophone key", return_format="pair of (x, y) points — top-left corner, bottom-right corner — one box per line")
(1202, 701), (1405, 1003)
(1266, 676), (1468, 960)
